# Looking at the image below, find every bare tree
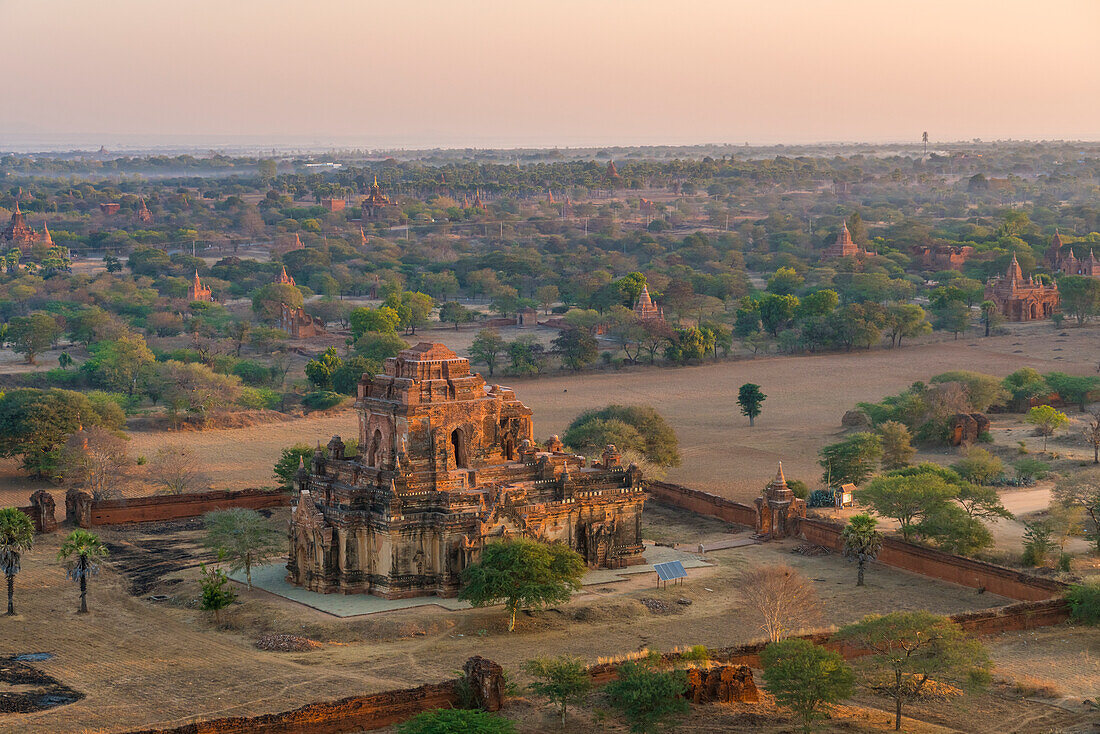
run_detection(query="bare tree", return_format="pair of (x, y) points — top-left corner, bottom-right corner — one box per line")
(149, 446), (208, 495)
(1084, 411), (1100, 465)
(1053, 468), (1100, 551)
(60, 427), (132, 500)
(739, 564), (823, 642)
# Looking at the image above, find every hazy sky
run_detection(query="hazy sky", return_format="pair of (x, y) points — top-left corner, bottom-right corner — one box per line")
(3, 0), (1099, 148)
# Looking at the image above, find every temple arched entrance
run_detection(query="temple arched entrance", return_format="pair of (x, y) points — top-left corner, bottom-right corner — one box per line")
(367, 428), (383, 467)
(451, 428), (469, 469)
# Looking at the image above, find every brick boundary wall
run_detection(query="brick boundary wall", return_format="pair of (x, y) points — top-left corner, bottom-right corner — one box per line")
(645, 480), (1064, 603)
(798, 518), (1065, 602)
(117, 598), (1071, 734)
(83, 488), (291, 527)
(587, 597), (1070, 683)
(124, 679), (461, 734)
(645, 480), (758, 527)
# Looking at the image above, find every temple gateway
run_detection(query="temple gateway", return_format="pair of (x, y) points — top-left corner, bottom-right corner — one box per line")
(287, 343), (646, 598)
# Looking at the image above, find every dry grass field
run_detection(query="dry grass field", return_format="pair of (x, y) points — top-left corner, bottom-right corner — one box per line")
(3, 325), (1100, 733)
(2, 321), (1096, 509)
(3, 504), (1052, 734)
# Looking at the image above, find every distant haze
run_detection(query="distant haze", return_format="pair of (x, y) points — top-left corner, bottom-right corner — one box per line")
(3, 0), (1099, 150)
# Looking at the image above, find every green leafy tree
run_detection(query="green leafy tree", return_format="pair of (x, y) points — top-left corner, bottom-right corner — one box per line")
(877, 421), (914, 470)
(199, 562), (237, 624)
(563, 405), (681, 467)
(355, 331), (408, 362)
(834, 611), (990, 731)
(83, 333), (157, 396)
(397, 709), (516, 734)
(950, 447), (1003, 485)
(1043, 372), (1100, 412)
(0, 507), (34, 616)
(439, 301), (474, 330)
(737, 383), (766, 427)
(251, 282), (304, 323)
(58, 352), (73, 370)
(0, 388), (116, 477)
(885, 303), (930, 347)
(860, 474), (957, 540)
(761, 639), (854, 732)
(842, 514), (883, 586)
(563, 418), (644, 457)
(1057, 275), (1100, 324)
(505, 337), (546, 375)
(350, 305), (400, 337)
(537, 285), (560, 313)
(552, 328), (599, 371)
(58, 529), (109, 614)
(470, 329), (507, 377)
(1021, 521), (1054, 566)
(766, 266), (804, 296)
(1026, 404), (1069, 451)
(1066, 580), (1100, 624)
(203, 508), (283, 589)
(1001, 368), (1048, 412)
(305, 347), (342, 390)
(274, 443), (316, 487)
(954, 482), (1012, 521)
(332, 356), (377, 395)
(759, 293), (799, 336)
(931, 299), (970, 340)
(459, 539), (585, 632)
(8, 312), (61, 364)
(603, 654), (688, 734)
(523, 655), (592, 726)
(819, 433), (882, 487)
(394, 291), (434, 334)
(915, 503), (993, 555)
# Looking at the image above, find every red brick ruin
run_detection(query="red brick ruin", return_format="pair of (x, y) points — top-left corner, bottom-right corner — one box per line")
(288, 343), (646, 598)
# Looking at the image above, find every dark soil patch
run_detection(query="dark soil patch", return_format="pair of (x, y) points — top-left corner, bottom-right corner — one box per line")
(0, 658), (83, 714)
(102, 519), (215, 595)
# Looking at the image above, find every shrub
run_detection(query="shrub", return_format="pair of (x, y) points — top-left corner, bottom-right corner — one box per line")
(397, 709), (516, 734)
(301, 391), (346, 412)
(808, 489), (835, 508)
(951, 447), (1003, 485)
(603, 654), (688, 734)
(762, 638), (854, 732)
(563, 405), (681, 467)
(1066, 580), (1100, 624)
(237, 387), (282, 410)
(1013, 458), (1051, 482)
(786, 478), (809, 500)
(274, 443), (317, 487)
(522, 655), (592, 726)
(231, 360), (273, 386)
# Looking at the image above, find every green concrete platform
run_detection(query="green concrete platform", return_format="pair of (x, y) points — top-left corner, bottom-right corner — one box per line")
(231, 543), (711, 618)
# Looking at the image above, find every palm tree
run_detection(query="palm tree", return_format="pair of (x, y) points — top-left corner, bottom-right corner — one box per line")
(58, 529), (109, 614)
(842, 514), (883, 587)
(0, 507), (35, 616)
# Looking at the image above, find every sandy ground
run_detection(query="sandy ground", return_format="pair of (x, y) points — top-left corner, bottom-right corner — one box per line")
(2, 504), (1034, 734)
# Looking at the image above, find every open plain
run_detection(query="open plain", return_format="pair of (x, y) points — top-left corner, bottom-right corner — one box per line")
(2, 321), (1086, 507)
(5, 504), (1066, 734)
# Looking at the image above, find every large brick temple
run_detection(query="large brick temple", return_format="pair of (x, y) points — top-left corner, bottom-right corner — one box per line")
(287, 343), (646, 598)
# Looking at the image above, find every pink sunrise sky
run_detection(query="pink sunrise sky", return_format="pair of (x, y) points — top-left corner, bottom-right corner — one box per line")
(2, 0), (1098, 147)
